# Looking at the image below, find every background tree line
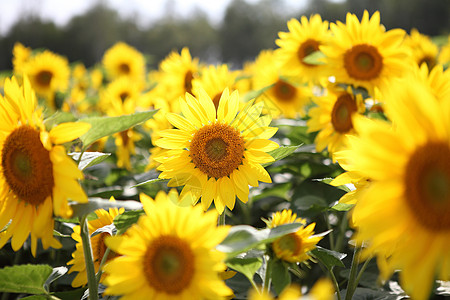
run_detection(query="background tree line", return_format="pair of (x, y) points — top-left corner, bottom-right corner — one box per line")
(1, 0), (449, 71)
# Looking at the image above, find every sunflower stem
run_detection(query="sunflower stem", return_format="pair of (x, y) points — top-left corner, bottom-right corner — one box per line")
(263, 256), (273, 293)
(79, 215), (98, 300)
(355, 255), (372, 288)
(317, 257), (341, 300)
(345, 245), (361, 300)
(324, 211), (335, 251)
(95, 247), (111, 284)
(218, 210), (226, 226)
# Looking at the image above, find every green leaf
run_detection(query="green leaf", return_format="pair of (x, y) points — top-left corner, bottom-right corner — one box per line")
(44, 267), (67, 292)
(19, 296), (51, 300)
(131, 178), (168, 188)
(217, 223), (301, 258)
(263, 145), (302, 167)
(114, 209), (145, 233)
(0, 264), (53, 294)
(70, 198), (142, 218)
(271, 260), (291, 295)
(330, 202), (354, 212)
(69, 152), (111, 170)
(53, 230), (71, 238)
(226, 257), (262, 282)
(43, 111), (76, 131)
(311, 246), (347, 269)
(303, 51), (326, 65)
(78, 110), (157, 149)
(241, 83), (274, 103)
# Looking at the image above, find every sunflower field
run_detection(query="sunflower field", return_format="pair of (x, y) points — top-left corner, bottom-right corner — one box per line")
(0, 10), (449, 300)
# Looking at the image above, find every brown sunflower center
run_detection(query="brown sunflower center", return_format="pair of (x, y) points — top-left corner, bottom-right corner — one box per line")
(190, 123), (245, 178)
(344, 44), (383, 80)
(184, 70), (194, 94)
(119, 130), (130, 146)
(118, 63), (130, 75)
(143, 235), (195, 294)
(273, 79), (297, 102)
(1, 125), (54, 206)
(297, 39), (320, 67)
(119, 92), (129, 102)
(404, 142), (450, 230)
(36, 70), (53, 88)
(276, 233), (302, 255)
(331, 93), (357, 133)
(94, 232), (118, 265)
(418, 56), (436, 70)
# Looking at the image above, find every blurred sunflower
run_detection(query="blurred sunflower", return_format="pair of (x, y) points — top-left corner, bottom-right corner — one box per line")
(275, 14), (330, 85)
(155, 88), (278, 213)
(265, 209), (322, 263)
(99, 77), (143, 113)
(412, 63), (450, 102)
(102, 42), (146, 83)
(67, 199), (124, 287)
(12, 42), (31, 74)
(21, 50), (70, 108)
(103, 190), (233, 299)
(307, 85), (365, 161)
(320, 10), (410, 96)
(405, 28), (438, 69)
(0, 76), (90, 256)
(338, 74), (450, 300)
(253, 50), (312, 119)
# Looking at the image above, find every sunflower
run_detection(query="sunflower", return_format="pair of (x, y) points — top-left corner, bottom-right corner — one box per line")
(99, 77), (143, 113)
(405, 28), (439, 69)
(102, 42), (146, 83)
(336, 74), (450, 300)
(412, 63), (450, 102)
(0, 76), (90, 256)
(307, 85), (365, 161)
(191, 64), (239, 111)
(103, 189), (233, 299)
(252, 50), (312, 119)
(21, 50), (70, 108)
(275, 14), (330, 85)
(12, 42), (31, 74)
(67, 198), (124, 287)
(265, 209), (322, 263)
(154, 88), (278, 213)
(320, 10), (411, 96)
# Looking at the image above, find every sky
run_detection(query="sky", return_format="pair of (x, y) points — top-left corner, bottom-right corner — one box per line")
(0, 0), (309, 35)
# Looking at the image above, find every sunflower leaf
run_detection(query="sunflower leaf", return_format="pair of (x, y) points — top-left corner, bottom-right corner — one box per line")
(271, 259), (291, 295)
(113, 209), (145, 233)
(241, 83), (274, 103)
(311, 246), (347, 269)
(131, 178), (168, 188)
(43, 266), (67, 293)
(226, 257), (262, 283)
(69, 152), (111, 170)
(70, 198), (142, 218)
(330, 202), (354, 211)
(302, 50), (326, 65)
(0, 264), (53, 295)
(263, 144), (302, 167)
(78, 110), (157, 150)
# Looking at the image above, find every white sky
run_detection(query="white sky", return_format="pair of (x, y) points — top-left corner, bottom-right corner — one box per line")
(0, 0), (309, 35)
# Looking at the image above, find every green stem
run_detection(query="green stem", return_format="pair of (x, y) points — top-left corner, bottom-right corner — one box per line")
(318, 262), (341, 300)
(355, 256), (372, 287)
(263, 256), (273, 293)
(324, 211), (335, 251)
(80, 216), (98, 300)
(218, 210), (226, 226)
(334, 211), (349, 253)
(95, 247), (111, 284)
(345, 246), (361, 300)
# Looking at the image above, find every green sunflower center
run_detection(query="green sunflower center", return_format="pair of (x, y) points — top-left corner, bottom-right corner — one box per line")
(344, 44), (383, 80)
(404, 142), (450, 230)
(298, 39), (320, 67)
(36, 70), (53, 88)
(273, 79), (297, 102)
(1, 125), (54, 206)
(331, 93), (357, 133)
(143, 235), (195, 294)
(190, 123), (245, 179)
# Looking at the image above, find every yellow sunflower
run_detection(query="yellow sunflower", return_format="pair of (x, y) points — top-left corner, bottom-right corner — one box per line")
(154, 88), (278, 213)
(275, 14), (331, 85)
(191, 64), (239, 111)
(102, 42), (146, 83)
(67, 198), (124, 287)
(0, 76), (90, 256)
(253, 50), (312, 119)
(412, 63), (450, 102)
(12, 42), (31, 74)
(405, 28), (439, 69)
(337, 74), (450, 300)
(103, 189), (233, 299)
(307, 85), (365, 161)
(320, 10), (411, 96)
(99, 77), (143, 113)
(265, 209), (322, 263)
(21, 50), (70, 108)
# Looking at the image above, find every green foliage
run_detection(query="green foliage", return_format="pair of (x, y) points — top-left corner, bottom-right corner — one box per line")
(311, 246), (347, 269)
(70, 198), (142, 218)
(70, 152), (111, 170)
(226, 257), (263, 283)
(0, 264), (53, 295)
(113, 209), (145, 233)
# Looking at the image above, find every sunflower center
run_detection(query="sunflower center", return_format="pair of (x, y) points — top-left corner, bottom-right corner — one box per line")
(118, 63), (130, 75)
(184, 70), (194, 94)
(119, 130), (130, 146)
(297, 39), (320, 67)
(273, 79), (297, 102)
(276, 233), (301, 255)
(418, 56), (436, 70)
(36, 70), (53, 87)
(119, 92), (129, 102)
(331, 93), (357, 133)
(190, 123), (245, 179)
(404, 142), (450, 230)
(94, 232), (118, 264)
(1, 125), (54, 206)
(143, 235), (195, 294)
(344, 44), (383, 80)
